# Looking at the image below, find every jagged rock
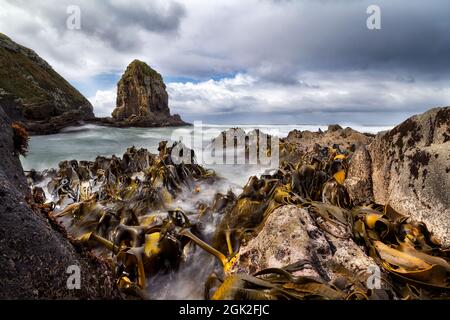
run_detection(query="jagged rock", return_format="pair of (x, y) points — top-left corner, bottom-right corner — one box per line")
(113, 59), (169, 120)
(348, 107), (450, 246)
(328, 124), (343, 132)
(0, 33), (94, 135)
(0, 107), (120, 299)
(231, 205), (379, 285)
(285, 126), (373, 154)
(110, 59), (187, 127)
(279, 126), (373, 165)
(344, 146), (374, 206)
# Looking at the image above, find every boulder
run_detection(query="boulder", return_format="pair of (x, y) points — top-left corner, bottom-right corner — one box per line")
(231, 205), (378, 285)
(348, 107), (450, 246)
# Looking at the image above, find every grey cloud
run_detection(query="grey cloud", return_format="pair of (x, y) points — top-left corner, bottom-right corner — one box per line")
(2, 0), (450, 124)
(5, 0), (186, 51)
(80, 1), (186, 51)
(167, 0), (450, 82)
(4, 0), (449, 80)
(250, 61), (300, 85)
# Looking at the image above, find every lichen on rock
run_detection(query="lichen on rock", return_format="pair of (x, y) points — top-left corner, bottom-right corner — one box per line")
(348, 107), (450, 246)
(231, 205), (379, 287)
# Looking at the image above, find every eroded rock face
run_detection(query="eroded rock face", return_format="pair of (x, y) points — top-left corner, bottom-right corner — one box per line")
(348, 107), (450, 246)
(231, 205), (378, 285)
(0, 107), (120, 299)
(370, 107), (450, 246)
(111, 60), (187, 127)
(344, 146), (374, 206)
(0, 33), (94, 135)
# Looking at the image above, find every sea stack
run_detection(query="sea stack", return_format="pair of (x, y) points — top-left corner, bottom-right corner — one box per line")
(111, 59), (187, 127)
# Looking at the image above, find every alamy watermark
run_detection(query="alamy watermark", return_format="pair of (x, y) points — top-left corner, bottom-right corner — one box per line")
(66, 265), (81, 289)
(367, 5), (381, 30)
(65, 4), (380, 31)
(366, 264), (381, 289)
(66, 5), (81, 30)
(169, 121), (280, 169)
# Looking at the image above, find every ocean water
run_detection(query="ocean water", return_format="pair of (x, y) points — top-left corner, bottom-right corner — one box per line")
(21, 123), (392, 186)
(20, 122), (392, 299)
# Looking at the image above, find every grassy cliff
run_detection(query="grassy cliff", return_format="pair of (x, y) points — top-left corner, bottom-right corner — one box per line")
(0, 33), (93, 132)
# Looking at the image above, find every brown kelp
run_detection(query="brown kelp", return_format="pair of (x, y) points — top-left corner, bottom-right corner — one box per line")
(27, 133), (450, 300)
(208, 135), (449, 300)
(28, 142), (232, 297)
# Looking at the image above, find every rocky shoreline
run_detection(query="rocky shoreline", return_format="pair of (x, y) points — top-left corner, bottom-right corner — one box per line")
(87, 114), (189, 130)
(1, 34), (189, 136)
(1, 106), (448, 299)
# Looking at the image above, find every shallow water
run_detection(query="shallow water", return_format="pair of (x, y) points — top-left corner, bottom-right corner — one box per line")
(21, 123), (392, 299)
(21, 123), (392, 186)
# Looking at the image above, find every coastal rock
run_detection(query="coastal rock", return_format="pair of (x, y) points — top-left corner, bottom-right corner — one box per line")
(348, 107), (450, 246)
(282, 125), (373, 164)
(285, 125), (373, 153)
(231, 205), (378, 285)
(0, 107), (120, 299)
(110, 59), (187, 127)
(0, 33), (94, 135)
(344, 146), (374, 206)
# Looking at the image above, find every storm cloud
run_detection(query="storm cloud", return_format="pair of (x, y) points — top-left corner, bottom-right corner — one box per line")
(1, 0), (449, 124)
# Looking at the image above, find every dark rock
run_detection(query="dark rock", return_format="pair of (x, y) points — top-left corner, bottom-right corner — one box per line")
(0, 107), (120, 299)
(0, 90), (25, 122)
(328, 124), (343, 132)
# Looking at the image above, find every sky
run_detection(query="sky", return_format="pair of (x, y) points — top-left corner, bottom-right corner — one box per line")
(1, 0), (450, 125)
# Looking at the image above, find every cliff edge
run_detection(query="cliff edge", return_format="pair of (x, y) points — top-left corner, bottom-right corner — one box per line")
(0, 33), (94, 135)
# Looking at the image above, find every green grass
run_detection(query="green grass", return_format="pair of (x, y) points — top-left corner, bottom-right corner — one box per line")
(0, 33), (90, 119)
(118, 59), (164, 86)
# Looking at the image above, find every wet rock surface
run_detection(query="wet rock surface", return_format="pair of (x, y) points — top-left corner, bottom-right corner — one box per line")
(0, 107), (120, 299)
